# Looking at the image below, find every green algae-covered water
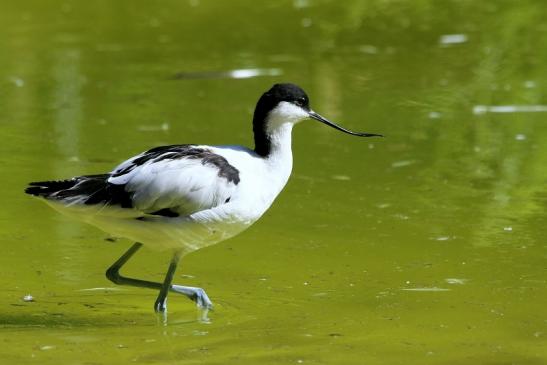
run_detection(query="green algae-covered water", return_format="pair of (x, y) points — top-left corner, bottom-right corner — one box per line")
(1, 1), (546, 364)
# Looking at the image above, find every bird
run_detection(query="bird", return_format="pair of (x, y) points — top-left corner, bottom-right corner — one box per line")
(25, 83), (382, 313)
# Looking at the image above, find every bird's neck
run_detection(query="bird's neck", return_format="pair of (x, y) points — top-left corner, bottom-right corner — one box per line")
(262, 123), (294, 187)
(252, 116), (295, 211)
(253, 106), (297, 160)
(265, 122), (293, 161)
(254, 106), (295, 159)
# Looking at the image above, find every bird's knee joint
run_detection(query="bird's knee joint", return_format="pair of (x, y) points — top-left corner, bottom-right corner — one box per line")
(191, 288), (205, 301)
(106, 267), (122, 284)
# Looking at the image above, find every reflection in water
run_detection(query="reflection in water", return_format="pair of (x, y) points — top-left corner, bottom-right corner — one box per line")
(473, 105), (547, 114)
(445, 278), (467, 285)
(171, 68), (283, 80)
(51, 48), (86, 282)
(52, 49), (83, 162)
(439, 34), (468, 46)
(9, 76), (25, 87)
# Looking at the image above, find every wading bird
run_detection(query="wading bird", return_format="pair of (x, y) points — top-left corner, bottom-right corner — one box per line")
(25, 83), (382, 313)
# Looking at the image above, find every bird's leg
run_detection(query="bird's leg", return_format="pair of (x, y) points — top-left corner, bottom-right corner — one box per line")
(153, 250), (182, 313)
(105, 242), (213, 309)
(105, 242), (160, 290)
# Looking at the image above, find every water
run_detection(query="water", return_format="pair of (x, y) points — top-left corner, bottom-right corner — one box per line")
(1, 1), (546, 364)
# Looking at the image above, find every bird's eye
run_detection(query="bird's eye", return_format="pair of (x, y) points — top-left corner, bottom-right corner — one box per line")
(295, 97), (306, 106)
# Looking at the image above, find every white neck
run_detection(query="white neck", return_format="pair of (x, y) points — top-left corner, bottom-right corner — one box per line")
(266, 122), (294, 171)
(263, 101), (307, 165)
(261, 102), (307, 192)
(251, 101), (310, 207)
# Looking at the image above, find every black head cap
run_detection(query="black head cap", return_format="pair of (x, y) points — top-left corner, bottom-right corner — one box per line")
(253, 83), (309, 156)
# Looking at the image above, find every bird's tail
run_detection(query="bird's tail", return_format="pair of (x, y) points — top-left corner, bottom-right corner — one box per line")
(25, 179), (79, 197)
(24, 174), (114, 204)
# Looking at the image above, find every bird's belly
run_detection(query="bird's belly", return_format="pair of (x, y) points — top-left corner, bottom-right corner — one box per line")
(86, 214), (253, 253)
(46, 199), (257, 254)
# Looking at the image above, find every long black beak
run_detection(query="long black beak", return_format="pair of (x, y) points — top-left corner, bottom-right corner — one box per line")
(308, 110), (383, 137)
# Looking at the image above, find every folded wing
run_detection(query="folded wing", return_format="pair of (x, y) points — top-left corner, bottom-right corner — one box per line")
(25, 145), (240, 218)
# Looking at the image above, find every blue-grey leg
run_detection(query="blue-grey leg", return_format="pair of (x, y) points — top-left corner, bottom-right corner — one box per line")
(153, 250), (182, 313)
(171, 285), (213, 309)
(105, 242), (213, 310)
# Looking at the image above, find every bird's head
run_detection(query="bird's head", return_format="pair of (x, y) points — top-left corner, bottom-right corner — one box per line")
(252, 83), (382, 156)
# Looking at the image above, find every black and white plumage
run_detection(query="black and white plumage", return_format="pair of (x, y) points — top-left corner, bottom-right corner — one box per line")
(25, 83), (382, 313)
(28, 145), (240, 216)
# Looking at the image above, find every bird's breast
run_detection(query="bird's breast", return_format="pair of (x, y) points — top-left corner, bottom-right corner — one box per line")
(208, 145), (293, 221)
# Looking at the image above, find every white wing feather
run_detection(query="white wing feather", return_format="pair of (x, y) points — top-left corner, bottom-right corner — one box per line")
(108, 156), (236, 216)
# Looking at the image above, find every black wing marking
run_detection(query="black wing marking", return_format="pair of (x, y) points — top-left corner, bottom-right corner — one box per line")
(112, 144), (240, 184)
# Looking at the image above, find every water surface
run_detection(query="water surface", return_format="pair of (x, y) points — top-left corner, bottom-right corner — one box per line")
(1, 1), (546, 364)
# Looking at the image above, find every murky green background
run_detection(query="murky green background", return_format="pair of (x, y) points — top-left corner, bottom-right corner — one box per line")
(1, 1), (546, 364)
